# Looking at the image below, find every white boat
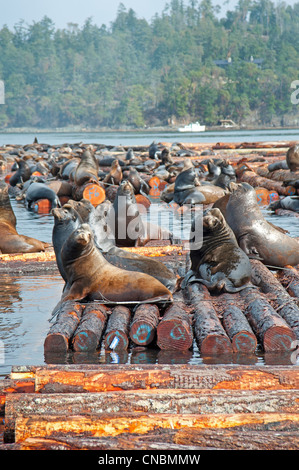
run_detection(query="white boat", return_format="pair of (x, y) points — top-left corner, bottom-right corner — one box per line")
(178, 121), (205, 132)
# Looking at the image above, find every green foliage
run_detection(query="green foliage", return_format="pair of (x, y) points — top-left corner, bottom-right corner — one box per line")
(0, 0), (298, 128)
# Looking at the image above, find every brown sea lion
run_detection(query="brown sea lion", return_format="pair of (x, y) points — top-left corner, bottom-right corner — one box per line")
(182, 207), (253, 292)
(286, 144), (299, 172)
(74, 148), (99, 186)
(0, 181), (48, 253)
(103, 159), (123, 186)
(225, 182), (299, 267)
(60, 223), (173, 304)
(67, 198), (178, 292)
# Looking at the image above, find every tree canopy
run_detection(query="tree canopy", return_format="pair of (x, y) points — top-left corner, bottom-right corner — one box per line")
(0, 0), (299, 129)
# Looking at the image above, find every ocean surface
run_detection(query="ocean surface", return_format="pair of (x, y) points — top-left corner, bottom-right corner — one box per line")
(0, 128), (299, 376)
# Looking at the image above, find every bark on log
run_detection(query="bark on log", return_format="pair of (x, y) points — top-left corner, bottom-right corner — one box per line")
(278, 266), (299, 298)
(156, 303), (193, 350)
(239, 170), (296, 195)
(16, 364), (299, 393)
(222, 305), (257, 353)
(13, 412), (299, 443)
(4, 389), (298, 443)
(242, 292), (296, 352)
(275, 208), (299, 218)
(44, 302), (84, 353)
(103, 306), (131, 351)
(185, 283), (232, 355)
(129, 304), (160, 346)
(71, 303), (109, 352)
(250, 260), (299, 341)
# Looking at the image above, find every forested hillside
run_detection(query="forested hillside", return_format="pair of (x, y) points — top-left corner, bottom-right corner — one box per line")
(0, 0), (299, 129)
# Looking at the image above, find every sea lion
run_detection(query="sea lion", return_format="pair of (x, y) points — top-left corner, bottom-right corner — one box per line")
(60, 223), (173, 304)
(182, 207), (253, 292)
(67, 198), (178, 292)
(74, 148), (99, 186)
(102, 159), (123, 186)
(225, 182), (299, 267)
(0, 181), (47, 253)
(25, 181), (61, 210)
(173, 159), (205, 205)
(9, 158), (32, 186)
(126, 168), (150, 195)
(111, 180), (145, 246)
(52, 204), (83, 282)
(286, 145), (299, 172)
(268, 195), (299, 213)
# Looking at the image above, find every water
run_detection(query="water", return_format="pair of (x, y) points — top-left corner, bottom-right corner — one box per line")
(0, 127), (298, 147)
(0, 129), (299, 376)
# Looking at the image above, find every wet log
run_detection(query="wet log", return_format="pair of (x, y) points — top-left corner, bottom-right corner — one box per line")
(4, 389), (298, 443)
(185, 283), (232, 355)
(44, 302), (84, 353)
(16, 364), (299, 393)
(129, 304), (160, 346)
(239, 170), (296, 196)
(13, 412), (299, 443)
(71, 182), (105, 206)
(103, 306), (131, 351)
(250, 260), (299, 341)
(222, 305), (257, 353)
(278, 265), (299, 298)
(156, 303), (193, 350)
(275, 208), (299, 218)
(71, 303), (109, 352)
(241, 291), (296, 352)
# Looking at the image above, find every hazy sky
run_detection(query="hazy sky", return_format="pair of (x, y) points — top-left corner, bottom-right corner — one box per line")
(1, 0), (297, 30)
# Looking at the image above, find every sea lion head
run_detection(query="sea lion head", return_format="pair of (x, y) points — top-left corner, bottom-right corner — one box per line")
(72, 223), (93, 246)
(118, 179), (134, 196)
(202, 208), (225, 233)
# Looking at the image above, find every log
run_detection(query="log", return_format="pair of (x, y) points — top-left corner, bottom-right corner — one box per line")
(186, 283), (232, 355)
(72, 182), (105, 206)
(242, 293), (296, 352)
(156, 303), (193, 350)
(44, 302), (84, 353)
(129, 304), (160, 346)
(4, 389), (298, 443)
(239, 170), (296, 196)
(275, 208), (299, 218)
(250, 260), (299, 341)
(15, 364), (299, 393)
(71, 303), (109, 352)
(103, 306), (131, 351)
(222, 305), (257, 353)
(13, 412), (299, 443)
(278, 265), (299, 298)
(31, 199), (52, 214)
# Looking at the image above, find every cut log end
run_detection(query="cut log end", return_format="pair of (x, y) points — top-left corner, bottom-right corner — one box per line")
(157, 320), (193, 350)
(232, 331), (257, 353)
(263, 326), (297, 352)
(44, 334), (69, 353)
(200, 334), (233, 355)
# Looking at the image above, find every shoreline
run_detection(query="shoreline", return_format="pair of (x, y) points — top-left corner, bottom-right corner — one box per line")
(0, 125), (298, 135)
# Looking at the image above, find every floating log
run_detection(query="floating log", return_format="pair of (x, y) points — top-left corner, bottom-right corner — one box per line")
(241, 289), (296, 352)
(156, 303), (193, 350)
(129, 304), (160, 346)
(10, 364), (299, 393)
(103, 306), (131, 351)
(71, 303), (109, 352)
(31, 199), (52, 214)
(4, 388), (298, 444)
(239, 170), (296, 196)
(255, 187), (279, 206)
(72, 182), (105, 206)
(44, 302), (84, 353)
(13, 411), (299, 443)
(185, 283), (233, 355)
(275, 208), (299, 218)
(250, 260), (299, 341)
(135, 193), (151, 209)
(222, 305), (257, 353)
(278, 265), (299, 298)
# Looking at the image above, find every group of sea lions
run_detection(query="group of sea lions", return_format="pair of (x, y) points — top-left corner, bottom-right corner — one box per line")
(1, 140), (299, 309)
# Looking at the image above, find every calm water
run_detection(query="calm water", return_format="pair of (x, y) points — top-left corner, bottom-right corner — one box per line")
(0, 129), (299, 376)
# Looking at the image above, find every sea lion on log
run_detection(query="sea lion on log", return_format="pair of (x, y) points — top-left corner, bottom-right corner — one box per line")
(182, 207), (253, 292)
(60, 223), (173, 304)
(225, 182), (299, 267)
(0, 181), (47, 253)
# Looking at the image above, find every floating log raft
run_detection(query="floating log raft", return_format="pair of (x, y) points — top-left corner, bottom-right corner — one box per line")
(239, 169), (296, 196)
